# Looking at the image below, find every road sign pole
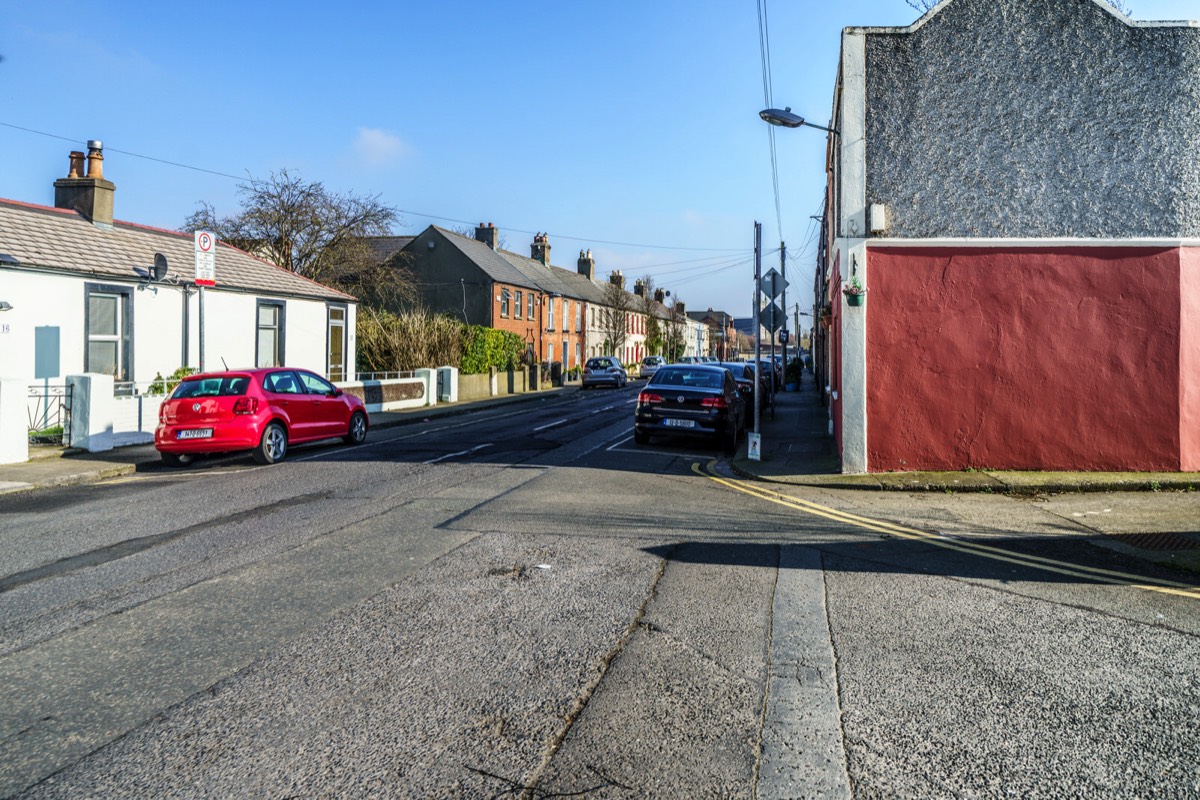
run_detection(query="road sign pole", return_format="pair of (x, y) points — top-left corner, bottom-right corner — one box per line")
(753, 222), (762, 440)
(780, 241), (787, 391)
(198, 285), (205, 372)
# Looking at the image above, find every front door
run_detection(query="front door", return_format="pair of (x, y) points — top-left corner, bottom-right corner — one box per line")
(328, 306), (347, 382)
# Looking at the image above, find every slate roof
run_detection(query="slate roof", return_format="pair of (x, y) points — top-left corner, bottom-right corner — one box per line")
(364, 235), (415, 265)
(0, 198), (355, 302)
(421, 225), (677, 314)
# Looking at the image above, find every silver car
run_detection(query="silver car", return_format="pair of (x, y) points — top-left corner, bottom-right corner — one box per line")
(582, 356), (628, 389)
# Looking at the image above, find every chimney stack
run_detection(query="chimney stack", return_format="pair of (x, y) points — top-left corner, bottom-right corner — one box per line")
(577, 249), (595, 280)
(474, 222), (498, 250)
(609, 270), (625, 290)
(54, 140), (115, 228)
(654, 288), (665, 303)
(634, 279), (645, 298)
(531, 232), (551, 266)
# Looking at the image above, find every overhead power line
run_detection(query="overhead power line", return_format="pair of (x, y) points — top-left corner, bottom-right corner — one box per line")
(0, 120), (748, 254)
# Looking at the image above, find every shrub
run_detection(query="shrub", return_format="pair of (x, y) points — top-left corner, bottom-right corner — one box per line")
(460, 326), (525, 374)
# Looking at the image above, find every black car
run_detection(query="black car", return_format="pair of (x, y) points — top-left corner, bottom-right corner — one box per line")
(634, 364), (745, 452)
(716, 361), (770, 413)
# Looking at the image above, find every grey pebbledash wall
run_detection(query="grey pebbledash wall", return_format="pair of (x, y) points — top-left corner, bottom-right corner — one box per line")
(862, 0), (1200, 239)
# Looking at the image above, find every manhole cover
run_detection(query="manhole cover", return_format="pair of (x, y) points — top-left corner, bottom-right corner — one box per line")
(1106, 532), (1200, 552)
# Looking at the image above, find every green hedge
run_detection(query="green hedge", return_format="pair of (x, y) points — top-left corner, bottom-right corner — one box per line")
(460, 325), (525, 374)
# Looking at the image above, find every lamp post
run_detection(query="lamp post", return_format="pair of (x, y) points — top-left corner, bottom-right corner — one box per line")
(759, 107), (839, 135)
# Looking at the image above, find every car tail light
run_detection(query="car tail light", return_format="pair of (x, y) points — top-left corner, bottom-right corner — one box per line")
(638, 391), (663, 404)
(159, 404), (169, 423)
(701, 396), (728, 409)
(233, 397), (259, 415)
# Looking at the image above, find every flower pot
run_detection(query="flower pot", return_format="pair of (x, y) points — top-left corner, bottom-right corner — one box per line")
(845, 292), (865, 307)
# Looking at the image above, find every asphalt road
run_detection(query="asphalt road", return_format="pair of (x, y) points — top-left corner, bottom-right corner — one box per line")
(1, 385), (1198, 798)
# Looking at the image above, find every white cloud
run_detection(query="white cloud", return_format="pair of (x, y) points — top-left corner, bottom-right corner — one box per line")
(351, 127), (412, 169)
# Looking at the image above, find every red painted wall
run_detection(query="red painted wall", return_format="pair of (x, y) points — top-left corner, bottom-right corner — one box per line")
(1181, 248), (1200, 471)
(866, 247), (1184, 472)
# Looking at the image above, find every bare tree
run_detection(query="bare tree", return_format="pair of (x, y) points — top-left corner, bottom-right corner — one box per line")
(905, 0), (1129, 13)
(184, 169), (414, 308)
(662, 299), (689, 362)
(637, 275), (665, 356)
(600, 281), (634, 359)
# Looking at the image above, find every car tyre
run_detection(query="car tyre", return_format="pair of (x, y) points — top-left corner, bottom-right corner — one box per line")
(161, 452), (193, 468)
(344, 411), (368, 445)
(254, 422), (288, 465)
(634, 428), (650, 445)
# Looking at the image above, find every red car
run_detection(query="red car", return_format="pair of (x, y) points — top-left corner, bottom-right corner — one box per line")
(155, 368), (368, 467)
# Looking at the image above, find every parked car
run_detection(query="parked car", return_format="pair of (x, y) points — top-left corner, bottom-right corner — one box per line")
(640, 355), (666, 379)
(677, 355), (701, 364)
(634, 364), (745, 452)
(717, 361), (770, 413)
(155, 368), (369, 467)
(581, 356), (628, 389)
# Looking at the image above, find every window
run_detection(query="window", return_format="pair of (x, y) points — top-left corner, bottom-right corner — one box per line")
(528, 293), (536, 319)
(85, 284), (133, 382)
(515, 291), (523, 319)
(575, 343), (581, 367)
(548, 343), (554, 362)
(256, 300), (286, 368)
(327, 305), (347, 382)
(500, 288), (511, 318)
(575, 302), (581, 332)
(548, 297), (556, 330)
(263, 370), (302, 394)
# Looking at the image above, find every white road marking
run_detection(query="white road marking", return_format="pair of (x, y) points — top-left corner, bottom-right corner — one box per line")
(424, 443), (492, 464)
(533, 419), (568, 432)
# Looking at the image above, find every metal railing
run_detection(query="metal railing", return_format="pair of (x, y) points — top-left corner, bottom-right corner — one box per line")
(27, 383), (72, 445)
(353, 371), (418, 381)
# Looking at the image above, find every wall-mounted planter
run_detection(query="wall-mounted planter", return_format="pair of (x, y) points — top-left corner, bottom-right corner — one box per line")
(845, 292), (865, 307)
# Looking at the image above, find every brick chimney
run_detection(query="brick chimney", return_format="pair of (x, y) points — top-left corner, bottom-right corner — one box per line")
(577, 249), (595, 280)
(474, 222), (498, 250)
(633, 279), (645, 298)
(54, 141), (115, 228)
(609, 270), (625, 289)
(531, 232), (551, 265)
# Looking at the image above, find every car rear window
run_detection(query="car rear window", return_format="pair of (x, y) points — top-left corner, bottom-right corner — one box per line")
(586, 358), (613, 369)
(650, 369), (724, 389)
(171, 376), (250, 399)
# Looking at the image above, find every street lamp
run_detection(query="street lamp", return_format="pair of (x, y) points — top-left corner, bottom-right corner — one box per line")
(759, 107), (839, 135)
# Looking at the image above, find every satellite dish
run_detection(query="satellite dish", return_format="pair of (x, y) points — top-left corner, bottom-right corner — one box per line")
(153, 253), (169, 281)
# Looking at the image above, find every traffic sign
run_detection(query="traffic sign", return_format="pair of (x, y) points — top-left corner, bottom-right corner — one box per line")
(759, 301), (784, 333)
(194, 230), (216, 287)
(760, 268), (788, 299)
(780, 329), (790, 344)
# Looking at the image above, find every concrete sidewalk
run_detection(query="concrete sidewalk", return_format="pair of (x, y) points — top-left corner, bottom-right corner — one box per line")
(0, 386), (579, 495)
(730, 372), (1200, 494)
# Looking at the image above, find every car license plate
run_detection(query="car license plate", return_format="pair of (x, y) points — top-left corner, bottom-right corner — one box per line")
(177, 428), (213, 440)
(664, 419), (695, 428)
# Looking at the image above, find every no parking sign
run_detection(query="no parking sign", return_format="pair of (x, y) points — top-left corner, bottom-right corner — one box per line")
(194, 231), (216, 286)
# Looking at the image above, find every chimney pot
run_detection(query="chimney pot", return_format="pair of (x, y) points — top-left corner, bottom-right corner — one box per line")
(85, 142), (104, 180)
(67, 151), (85, 178)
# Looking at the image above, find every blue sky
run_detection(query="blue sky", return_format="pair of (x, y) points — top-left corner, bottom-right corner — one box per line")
(2, 0), (1197, 318)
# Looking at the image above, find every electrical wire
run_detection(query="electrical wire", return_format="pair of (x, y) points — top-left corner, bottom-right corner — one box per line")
(0, 120), (747, 255)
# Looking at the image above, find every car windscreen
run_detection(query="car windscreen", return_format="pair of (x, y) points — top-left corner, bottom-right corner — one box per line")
(171, 376), (250, 399)
(586, 358), (613, 369)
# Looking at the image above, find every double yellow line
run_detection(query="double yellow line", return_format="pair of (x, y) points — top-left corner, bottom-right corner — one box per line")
(694, 462), (1200, 600)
